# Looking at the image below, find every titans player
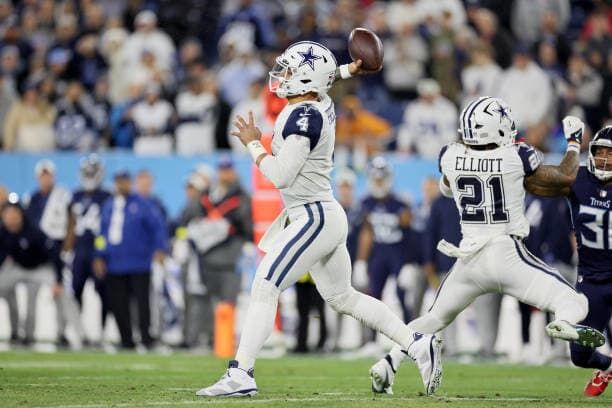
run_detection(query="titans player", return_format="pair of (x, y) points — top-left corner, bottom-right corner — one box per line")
(197, 42), (442, 397)
(564, 126), (612, 397)
(63, 155), (111, 338)
(354, 157), (412, 321)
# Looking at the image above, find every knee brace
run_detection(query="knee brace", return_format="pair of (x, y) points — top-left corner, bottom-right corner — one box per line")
(250, 277), (281, 305)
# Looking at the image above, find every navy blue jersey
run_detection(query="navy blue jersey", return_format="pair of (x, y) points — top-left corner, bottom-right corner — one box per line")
(343, 204), (362, 263)
(25, 190), (49, 226)
(541, 197), (573, 265)
(568, 167), (612, 282)
(359, 194), (409, 248)
(524, 195), (547, 259)
(424, 196), (461, 274)
(70, 189), (111, 254)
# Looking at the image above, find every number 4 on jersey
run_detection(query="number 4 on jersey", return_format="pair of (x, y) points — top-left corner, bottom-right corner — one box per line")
(296, 116), (309, 132)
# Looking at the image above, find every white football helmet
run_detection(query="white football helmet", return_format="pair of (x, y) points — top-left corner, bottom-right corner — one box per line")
(269, 41), (337, 98)
(587, 125), (612, 181)
(459, 96), (517, 147)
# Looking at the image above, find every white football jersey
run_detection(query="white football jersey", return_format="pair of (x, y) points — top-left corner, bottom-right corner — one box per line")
(271, 94), (336, 208)
(439, 142), (542, 247)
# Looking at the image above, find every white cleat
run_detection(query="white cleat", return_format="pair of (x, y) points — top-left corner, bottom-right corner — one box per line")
(408, 333), (443, 396)
(369, 355), (395, 394)
(545, 320), (605, 348)
(196, 360), (258, 397)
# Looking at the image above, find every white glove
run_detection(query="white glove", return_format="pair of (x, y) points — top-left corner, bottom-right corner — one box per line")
(562, 115), (584, 145)
(352, 260), (368, 289)
(397, 264), (418, 290)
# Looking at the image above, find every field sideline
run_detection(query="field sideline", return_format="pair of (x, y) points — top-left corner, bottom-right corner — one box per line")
(1, 351), (610, 407)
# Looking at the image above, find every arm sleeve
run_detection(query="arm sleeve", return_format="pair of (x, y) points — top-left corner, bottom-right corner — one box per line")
(259, 134), (310, 189)
(145, 203), (168, 253)
(517, 143), (543, 177)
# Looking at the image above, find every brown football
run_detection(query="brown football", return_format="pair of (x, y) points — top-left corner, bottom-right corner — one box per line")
(348, 28), (384, 71)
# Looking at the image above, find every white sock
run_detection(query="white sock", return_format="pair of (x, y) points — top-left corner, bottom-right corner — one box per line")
(234, 278), (280, 370)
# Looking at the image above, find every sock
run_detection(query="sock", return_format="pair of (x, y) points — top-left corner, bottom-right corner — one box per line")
(234, 278), (280, 370)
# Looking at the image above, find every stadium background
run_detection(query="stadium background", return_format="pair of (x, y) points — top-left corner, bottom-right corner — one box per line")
(0, 0), (610, 404)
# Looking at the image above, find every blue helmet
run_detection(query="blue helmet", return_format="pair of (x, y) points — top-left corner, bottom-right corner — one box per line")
(79, 154), (104, 191)
(588, 125), (612, 181)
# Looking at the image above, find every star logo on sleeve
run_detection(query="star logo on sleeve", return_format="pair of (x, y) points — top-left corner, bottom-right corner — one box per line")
(298, 46), (322, 71)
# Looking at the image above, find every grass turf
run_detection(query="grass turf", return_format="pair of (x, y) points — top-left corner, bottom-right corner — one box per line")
(0, 351), (610, 407)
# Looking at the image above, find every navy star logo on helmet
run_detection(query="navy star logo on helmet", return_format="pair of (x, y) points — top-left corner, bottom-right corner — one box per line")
(493, 105), (510, 123)
(298, 46), (322, 71)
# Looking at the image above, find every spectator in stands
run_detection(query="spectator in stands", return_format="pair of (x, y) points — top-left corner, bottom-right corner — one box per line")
(535, 10), (572, 67)
(397, 79), (457, 158)
(497, 45), (554, 149)
(100, 26), (129, 104)
(471, 7), (514, 69)
(582, 8), (610, 73)
(216, 39), (266, 108)
(386, 0), (423, 33)
(128, 49), (173, 93)
(175, 75), (219, 154)
(565, 52), (604, 132)
(428, 9), (462, 100)
(54, 81), (98, 150)
(420, 0), (467, 30)
(73, 34), (107, 92)
(122, 10), (176, 73)
(227, 78), (266, 153)
(94, 170), (167, 350)
(3, 80), (55, 151)
(383, 23), (428, 101)
(0, 76), (14, 147)
(460, 40), (502, 108)
(217, 0), (276, 50)
(0, 199), (61, 346)
(0, 45), (20, 96)
(109, 81), (141, 148)
(511, 0), (570, 46)
(131, 82), (174, 154)
(335, 95), (391, 169)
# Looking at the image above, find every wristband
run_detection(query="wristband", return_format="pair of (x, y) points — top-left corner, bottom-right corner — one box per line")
(567, 141), (580, 154)
(247, 140), (267, 162)
(339, 64), (352, 79)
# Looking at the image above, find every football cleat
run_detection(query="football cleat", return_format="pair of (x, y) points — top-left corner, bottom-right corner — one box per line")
(196, 360), (258, 397)
(545, 320), (606, 348)
(407, 333), (443, 396)
(584, 370), (612, 397)
(369, 354), (395, 394)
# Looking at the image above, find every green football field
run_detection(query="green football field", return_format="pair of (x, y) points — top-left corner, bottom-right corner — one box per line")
(1, 351), (610, 408)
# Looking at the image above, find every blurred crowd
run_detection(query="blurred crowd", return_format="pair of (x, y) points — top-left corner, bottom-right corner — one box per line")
(0, 0), (607, 161)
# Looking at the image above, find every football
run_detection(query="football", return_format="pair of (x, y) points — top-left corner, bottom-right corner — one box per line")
(348, 27), (384, 71)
